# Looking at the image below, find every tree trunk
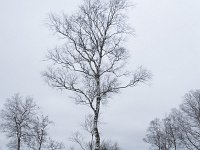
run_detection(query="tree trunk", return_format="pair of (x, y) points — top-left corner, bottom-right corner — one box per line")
(174, 140), (177, 150)
(94, 110), (100, 150)
(17, 137), (21, 150)
(94, 75), (101, 150)
(38, 133), (43, 150)
(39, 143), (42, 150)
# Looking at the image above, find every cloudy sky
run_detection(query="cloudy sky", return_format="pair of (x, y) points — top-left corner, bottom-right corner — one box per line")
(0, 0), (200, 149)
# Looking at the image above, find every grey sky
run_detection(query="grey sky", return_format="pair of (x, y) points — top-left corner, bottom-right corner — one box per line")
(0, 0), (200, 149)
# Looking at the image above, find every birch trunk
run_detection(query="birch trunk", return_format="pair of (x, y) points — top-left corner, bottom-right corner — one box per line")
(94, 110), (100, 150)
(94, 74), (101, 150)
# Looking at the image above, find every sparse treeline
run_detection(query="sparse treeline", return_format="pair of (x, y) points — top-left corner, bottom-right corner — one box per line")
(144, 90), (200, 150)
(0, 94), (120, 150)
(0, 93), (64, 150)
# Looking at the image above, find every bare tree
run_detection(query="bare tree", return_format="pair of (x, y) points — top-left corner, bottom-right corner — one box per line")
(144, 117), (177, 150)
(144, 118), (164, 150)
(43, 0), (151, 149)
(0, 94), (38, 150)
(171, 109), (194, 150)
(24, 115), (52, 150)
(178, 90), (200, 150)
(144, 90), (200, 150)
(0, 94), (64, 150)
(162, 109), (183, 150)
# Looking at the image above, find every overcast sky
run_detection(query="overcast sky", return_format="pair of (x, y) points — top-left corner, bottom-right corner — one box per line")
(0, 0), (200, 149)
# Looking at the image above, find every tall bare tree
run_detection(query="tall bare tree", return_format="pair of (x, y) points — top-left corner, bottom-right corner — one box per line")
(43, 0), (151, 149)
(0, 94), (38, 150)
